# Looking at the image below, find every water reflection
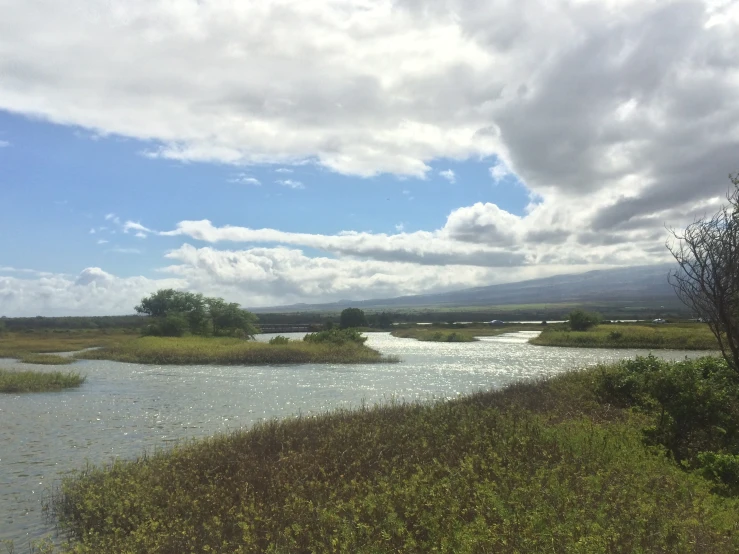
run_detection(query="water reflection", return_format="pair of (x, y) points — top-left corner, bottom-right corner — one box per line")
(0, 331), (711, 544)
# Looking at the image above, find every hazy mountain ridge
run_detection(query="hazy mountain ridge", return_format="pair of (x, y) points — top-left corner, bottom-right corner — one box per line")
(251, 265), (677, 313)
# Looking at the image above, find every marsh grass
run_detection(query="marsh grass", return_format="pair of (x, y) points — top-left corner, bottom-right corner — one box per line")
(18, 353), (75, 365)
(391, 324), (541, 342)
(0, 369), (85, 393)
(0, 330), (134, 359)
(74, 336), (398, 365)
(52, 366), (739, 553)
(530, 322), (719, 350)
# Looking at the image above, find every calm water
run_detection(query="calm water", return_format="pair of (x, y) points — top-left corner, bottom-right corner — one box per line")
(0, 331), (711, 544)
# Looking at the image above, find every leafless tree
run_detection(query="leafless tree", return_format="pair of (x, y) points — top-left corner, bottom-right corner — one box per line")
(667, 174), (739, 372)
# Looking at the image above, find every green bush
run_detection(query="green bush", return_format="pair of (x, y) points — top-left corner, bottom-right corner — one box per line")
(568, 309), (602, 331)
(142, 314), (189, 337)
(303, 328), (367, 345)
(596, 355), (739, 491)
(268, 335), (290, 345)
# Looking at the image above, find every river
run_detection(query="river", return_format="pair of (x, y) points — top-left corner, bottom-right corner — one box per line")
(0, 331), (712, 545)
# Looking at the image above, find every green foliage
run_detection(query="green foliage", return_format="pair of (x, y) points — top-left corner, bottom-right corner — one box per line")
(53, 369), (739, 553)
(303, 328), (367, 345)
(339, 307), (368, 329)
(142, 313), (189, 337)
(595, 355), (739, 493)
(19, 353), (75, 365)
(0, 329), (134, 360)
(531, 322), (719, 349)
(268, 335), (290, 345)
(135, 289), (260, 338)
(0, 369), (85, 393)
(74, 335), (395, 365)
(567, 309), (602, 331)
(392, 324), (542, 342)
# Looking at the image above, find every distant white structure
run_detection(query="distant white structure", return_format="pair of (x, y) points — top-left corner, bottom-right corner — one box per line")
(488, 320), (505, 325)
(652, 318), (666, 324)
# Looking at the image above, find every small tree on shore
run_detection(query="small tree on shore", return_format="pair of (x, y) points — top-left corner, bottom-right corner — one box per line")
(668, 173), (739, 373)
(568, 309), (601, 331)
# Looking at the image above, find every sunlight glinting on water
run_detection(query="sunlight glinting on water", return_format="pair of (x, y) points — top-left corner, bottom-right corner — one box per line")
(0, 331), (709, 544)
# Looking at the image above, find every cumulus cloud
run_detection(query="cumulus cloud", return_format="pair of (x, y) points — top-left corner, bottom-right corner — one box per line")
(2, 0), (739, 312)
(0, 140), (10, 148)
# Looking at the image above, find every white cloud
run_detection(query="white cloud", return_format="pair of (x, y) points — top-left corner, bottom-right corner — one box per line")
(135, 232), (147, 239)
(96, 239), (109, 245)
(439, 169), (456, 183)
(275, 168), (293, 173)
(0, 268), (182, 316)
(104, 213), (121, 225)
(109, 248), (142, 254)
(276, 179), (304, 189)
(123, 221), (153, 234)
(489, 160), (512, 184)
(89, 228), (96, 234)
(395, 223), (405, 232)
(0, 140), (10, 148)
(229, 173), (261, 186)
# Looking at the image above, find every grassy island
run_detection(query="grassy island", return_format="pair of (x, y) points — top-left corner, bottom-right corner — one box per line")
(0, 330), (133, 360)
(530, 322), (718, 350)
(18, 353), (76, 365)
(53, 356), (739, 552)
(74, 334), (397, 365)
(0, 369), (85, 393)
(391, 324), (542, 342)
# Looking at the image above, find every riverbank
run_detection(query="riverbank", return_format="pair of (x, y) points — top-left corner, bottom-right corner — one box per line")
(53, 356), (739, 552)
(0, 369), (85, 393)
(74, 335), (398, 365)
(391, 324), (542, 342)
(530, 322), (718, 349)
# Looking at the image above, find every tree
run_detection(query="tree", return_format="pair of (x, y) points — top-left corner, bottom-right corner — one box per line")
(568, 309), (601, 331)
(340, 307), (367, 329)
(668, 173), (739, 373)
(135, 289), (260, 338)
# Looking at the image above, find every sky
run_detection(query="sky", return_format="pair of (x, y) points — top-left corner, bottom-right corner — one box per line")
(1, 0), (739, 316)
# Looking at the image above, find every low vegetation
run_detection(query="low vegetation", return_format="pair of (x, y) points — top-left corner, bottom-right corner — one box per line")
(52, 356), (739, 552)
(18, 353), (75, 365)
(0, 369), (85, 393)
(0, 329), (134, 360)
(391, 324), (542, 342)
(75, 331), (396, 365)
(530, 322), (718, 350)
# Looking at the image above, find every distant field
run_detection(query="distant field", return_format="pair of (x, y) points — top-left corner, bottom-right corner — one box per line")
(530, 323), (718, 350)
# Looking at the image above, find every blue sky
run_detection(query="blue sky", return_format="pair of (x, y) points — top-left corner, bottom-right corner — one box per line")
(1, 0), (737, 315)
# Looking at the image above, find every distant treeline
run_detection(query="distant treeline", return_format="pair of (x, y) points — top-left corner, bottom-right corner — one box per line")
(0, 315), (147, 331)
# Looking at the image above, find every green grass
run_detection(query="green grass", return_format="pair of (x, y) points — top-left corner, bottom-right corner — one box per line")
(0, 369), (86, 393)
(0, 330), (134, 359)
(74, 336), (398, 365)
(51, 363), (739, 553)
(530, 323), (719, 350)
(391, 324), (542, 342)
(18, 353), (76, 365)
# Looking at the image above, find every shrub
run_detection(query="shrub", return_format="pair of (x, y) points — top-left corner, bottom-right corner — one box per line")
(268, 335), (291, 345)
(303, 328), (367, 345)
(142, 314), (188, 337)
(568, 309), (602, 331)
(339, 307), (368, 329)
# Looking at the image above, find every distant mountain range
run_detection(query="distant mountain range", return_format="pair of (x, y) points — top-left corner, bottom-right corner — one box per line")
(252, 264), (680, 313)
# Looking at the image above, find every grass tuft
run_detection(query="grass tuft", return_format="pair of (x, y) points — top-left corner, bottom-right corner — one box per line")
(18, 353), (76, 365)
(0, 369), (86, 393)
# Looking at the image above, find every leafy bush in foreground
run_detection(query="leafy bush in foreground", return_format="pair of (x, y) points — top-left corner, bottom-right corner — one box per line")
(596, 355), (739, 494)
